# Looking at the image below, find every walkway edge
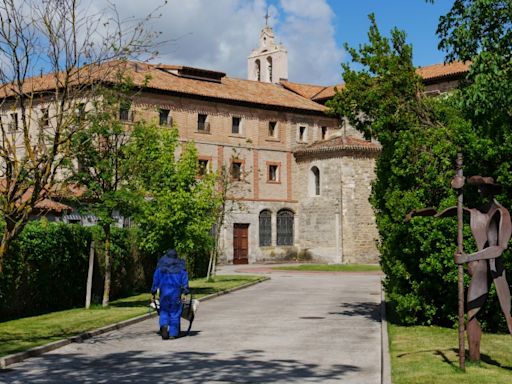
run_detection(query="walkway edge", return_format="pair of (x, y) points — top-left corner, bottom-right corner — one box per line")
(381, 278), (392, 384)
(0, 276), (270, 369)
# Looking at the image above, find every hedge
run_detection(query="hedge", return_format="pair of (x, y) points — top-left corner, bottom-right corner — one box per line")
(0, 221), (145, 320)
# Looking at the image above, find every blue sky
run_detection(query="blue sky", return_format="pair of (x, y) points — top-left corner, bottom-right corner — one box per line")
(327, 0), (453, 67)
(100, 0), (455, 85)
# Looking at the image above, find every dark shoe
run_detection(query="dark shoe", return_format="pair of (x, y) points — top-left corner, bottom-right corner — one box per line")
(160, 326), (169, 340)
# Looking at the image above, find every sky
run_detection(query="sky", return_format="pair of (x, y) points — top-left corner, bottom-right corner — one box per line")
(100, 0), (455, 86)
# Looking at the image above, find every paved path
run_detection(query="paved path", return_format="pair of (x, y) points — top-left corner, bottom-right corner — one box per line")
(0, 266), (384, 384)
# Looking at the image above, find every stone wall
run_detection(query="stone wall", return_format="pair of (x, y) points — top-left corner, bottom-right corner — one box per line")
(294, 153), (379, 264)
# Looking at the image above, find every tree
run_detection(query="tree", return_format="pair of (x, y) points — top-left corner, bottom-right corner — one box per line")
(67, 78), (143, 307)
(0, 0), (162, 273)
(327, 14), (479, 326)
(128, 122), (220, 273)
(206, 151), (249, 281)
(435, 1), (512, 332)
(437, 0), (512, 183)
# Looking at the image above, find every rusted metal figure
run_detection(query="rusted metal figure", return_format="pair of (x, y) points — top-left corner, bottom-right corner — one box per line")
(407, 174), (512, 362)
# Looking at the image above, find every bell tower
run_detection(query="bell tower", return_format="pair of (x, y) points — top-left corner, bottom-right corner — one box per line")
(248, 11), (288, 84)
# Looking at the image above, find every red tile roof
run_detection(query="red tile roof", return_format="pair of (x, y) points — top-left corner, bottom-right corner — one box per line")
(416, 61), (470, 81)
(280, 80), (344, 102)
(280, 80), (327, 99)
(283, 62), (470, 101)
(34, 198), (72, 213)
(1, 61), (327, 113)
(1, 60), (469, 111)
(294, 135), (381, 159)
(0, 180), (82, 213)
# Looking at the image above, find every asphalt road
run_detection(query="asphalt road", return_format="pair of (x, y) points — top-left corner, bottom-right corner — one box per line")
(0, 267), (383, 384)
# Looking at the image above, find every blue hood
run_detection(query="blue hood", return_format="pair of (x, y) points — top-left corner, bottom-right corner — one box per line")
(157, 251), (185, 274)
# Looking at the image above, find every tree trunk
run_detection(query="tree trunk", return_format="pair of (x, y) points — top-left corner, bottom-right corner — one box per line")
(211, 250), (217, 278)
(0, 236), (8, 274)
(85, 240), (95, 309)
(0, 220), (23, 274)
(102, 225), (112, 307)
(206, 249), (214, 281)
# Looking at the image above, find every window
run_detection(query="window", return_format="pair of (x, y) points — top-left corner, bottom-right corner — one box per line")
(232, 116), (241, 135)
(267, 56), (273, 82)
(268, 164), (279, 182)
(268, 121), (277, 138)
(159, 109), (170, 126)
(321, 126), (327, 140)
(198, 159), (210, 176)
(231, 160), (243, 180)
(119, 102), (131, 121)
(197, 113), (209, 132)
(255, 59), (261, 81)
(259, 210), (272, 246)
(311, 166), (320, 196)
(40, 108), (49, 127)
(277, 209), (294, 246)
(9, 113), (18, 131)
(76, 103), (86, 124)
(298, 126), (306, 142)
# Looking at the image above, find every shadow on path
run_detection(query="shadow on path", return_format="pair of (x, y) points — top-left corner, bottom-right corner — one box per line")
(0, 349), (360, 383)
(329, 301), (381, 322)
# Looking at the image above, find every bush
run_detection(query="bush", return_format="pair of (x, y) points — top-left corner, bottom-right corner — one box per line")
(0, 222), (150, 320)
(0, 221), (91, 319)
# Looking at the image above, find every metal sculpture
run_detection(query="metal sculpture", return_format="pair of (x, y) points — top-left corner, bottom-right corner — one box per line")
(406, 154), (512, 365)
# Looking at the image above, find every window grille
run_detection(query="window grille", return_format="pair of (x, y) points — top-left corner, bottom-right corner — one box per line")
(259, 210), (272, 246)
(119, 107), (130, 121)
(277, 209), (294, 246)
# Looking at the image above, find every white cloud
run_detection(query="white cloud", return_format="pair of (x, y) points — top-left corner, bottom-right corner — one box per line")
(276, 0), (344, 85)
(92, 0), (344, 85)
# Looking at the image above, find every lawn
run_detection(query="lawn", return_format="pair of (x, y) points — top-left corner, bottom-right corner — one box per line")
(272, 264), (382, 272)
(389, 324), (512, 384)
(0, 275), (264, 358)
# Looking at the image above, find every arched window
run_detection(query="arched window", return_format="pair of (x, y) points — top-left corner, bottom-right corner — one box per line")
(255, 59), (261, 81)
(277, 209), (294, 246)
(310, 166), (320, 196)
(266, 56), (273, 82)
(259, 210), (272, 246)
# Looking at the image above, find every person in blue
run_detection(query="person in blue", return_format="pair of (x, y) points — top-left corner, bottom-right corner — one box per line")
(151, 249), (189, 340)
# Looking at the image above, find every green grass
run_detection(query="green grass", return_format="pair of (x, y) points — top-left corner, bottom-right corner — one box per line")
(389, 324), (512, 383)
(272, 264), (382, 272)
(0, 274), (263, 358)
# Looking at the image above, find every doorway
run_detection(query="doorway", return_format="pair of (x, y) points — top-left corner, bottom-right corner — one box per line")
(233, 223), (249, 264)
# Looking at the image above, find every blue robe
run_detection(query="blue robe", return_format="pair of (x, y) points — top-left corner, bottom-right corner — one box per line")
(151, 253), (189, 337)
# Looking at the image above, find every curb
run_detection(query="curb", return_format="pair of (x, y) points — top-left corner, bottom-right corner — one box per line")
(381, 278), (392, 384)
(0, 276), (270, 369)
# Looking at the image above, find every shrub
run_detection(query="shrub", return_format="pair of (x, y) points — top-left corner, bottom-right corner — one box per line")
(0, 222), (150, 320)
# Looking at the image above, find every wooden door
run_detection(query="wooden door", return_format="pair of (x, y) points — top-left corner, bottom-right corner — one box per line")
(233, 224), (249, 264)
